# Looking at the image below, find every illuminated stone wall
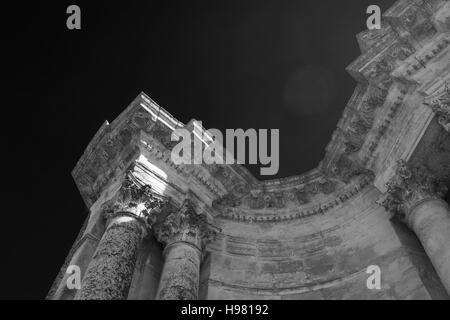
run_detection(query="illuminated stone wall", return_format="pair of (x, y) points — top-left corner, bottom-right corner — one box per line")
(48, 0), (450, 300)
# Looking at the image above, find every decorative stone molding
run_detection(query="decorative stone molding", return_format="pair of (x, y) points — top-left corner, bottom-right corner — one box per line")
(362, 86), (409, 165)
(155, 199), (218, 251)
(69, 0), (448, 229)
(48, 0), (450, 301)
(425, 83), (450, 131)
(378, 160), (448, 222)
(215, 177), (336, 210)
(216, 176), (373, 224)
(73, 89), (380, 216)
(101, 171), (170, 229)
(334, 86), (390, 159)
(214, 178), (336, 210)
(325, 1), (447, 177)
(72, 95), (226, 209)
(330, 156), (375, 184)
(405, 37), (449, 76)
(140, 134), (226, 199)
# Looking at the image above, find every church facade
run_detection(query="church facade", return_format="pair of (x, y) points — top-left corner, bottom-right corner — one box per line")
(48, 0), (450, 300)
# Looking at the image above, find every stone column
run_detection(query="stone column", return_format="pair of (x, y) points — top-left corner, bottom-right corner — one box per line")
(154, 199), (217, 300)
(76, 173), (167, 300)
(379, 160), (450, 293)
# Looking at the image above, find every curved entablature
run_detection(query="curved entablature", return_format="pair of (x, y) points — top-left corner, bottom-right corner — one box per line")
(70, 89), (374, 218)
(48, 0), (450, 301)
(72, 0), (449, 223)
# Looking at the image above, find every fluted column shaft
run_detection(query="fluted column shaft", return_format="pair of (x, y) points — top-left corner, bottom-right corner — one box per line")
(408, 198), (450, 293)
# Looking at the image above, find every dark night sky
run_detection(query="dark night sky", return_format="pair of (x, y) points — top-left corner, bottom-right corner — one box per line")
(4, 0), (396, 299)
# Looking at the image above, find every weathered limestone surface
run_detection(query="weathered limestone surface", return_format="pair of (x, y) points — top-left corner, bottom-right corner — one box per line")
(154, 200), (217, 300)
(409, 199), (450, 293)
(48, 213), (105, 300)
(76, 214), (145, 300)
(207, 185), (448, 299)
(75, 170), (168, 300)
(127, 236), (164, 300)
(379, 159), (450, 294)
(156, 243), (202, 300)
(49, 0), (450, 300)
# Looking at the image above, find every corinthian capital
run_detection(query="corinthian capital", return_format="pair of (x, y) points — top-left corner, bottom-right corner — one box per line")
(378, 160), (448, 221)
(101, 172), (169, 227)
(425, 83), (450, 132)
(154, 199), (218, 250)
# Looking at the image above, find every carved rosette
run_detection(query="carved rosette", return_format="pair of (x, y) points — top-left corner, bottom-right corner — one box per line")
(154, 199), (218, 251)
(425, 84), (450, 132)
(378, 160), (448, 223)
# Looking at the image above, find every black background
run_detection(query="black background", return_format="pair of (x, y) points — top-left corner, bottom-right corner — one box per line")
(4, 0), (396, 299)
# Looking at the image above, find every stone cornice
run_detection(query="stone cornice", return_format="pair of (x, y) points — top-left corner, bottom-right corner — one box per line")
(215, 175), (373, 223)
(330, 0), (444, 172)
(71, 0), (448, 224)
(138, 132), (227, 201)
(403, 36), (449, 77)
(71, 92), (373, 212)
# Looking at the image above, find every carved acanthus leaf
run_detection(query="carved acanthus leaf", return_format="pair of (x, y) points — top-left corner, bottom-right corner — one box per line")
(102, 173), (169, 227)
(154, 199), (218, 249)
(378, 160), (449, 220)
(425, 84), (450, 132)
